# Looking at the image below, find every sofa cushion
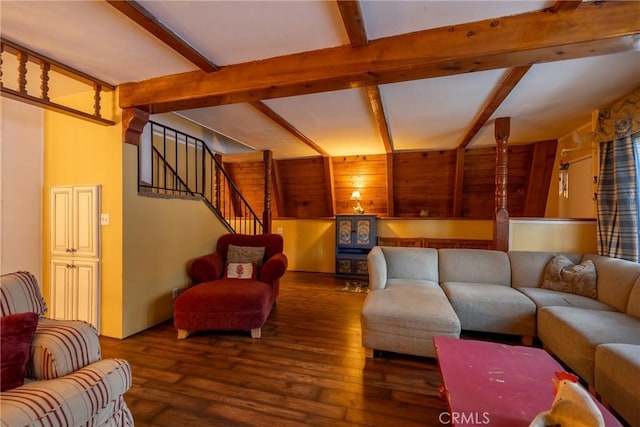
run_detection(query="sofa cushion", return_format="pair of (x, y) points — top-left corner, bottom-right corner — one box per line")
(439, 249), (511, 286)
(174, 280), (273, 331)
(582, 254), (640, 313)
(1, 312), (38, 391)
(29, 318), (102, 380)
(541, 256), (597, 299)
(517, 287), (615, 311)
(381, 247), (439, 282)
(538, 306), (640, 384)
(441, 282), (536, 336)
(361, 280), (460, 358)
(627, 276), (640, 319)
(227, 244), (266, 267)
(595, 343), (640, 427)
(225, 262), (257, 279)
(0, 271), (47, 317)
(508, 251), (582, 288)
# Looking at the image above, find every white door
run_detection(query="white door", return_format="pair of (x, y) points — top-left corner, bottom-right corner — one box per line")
(50, 258), (72, 320)
(73, 186), (100, 258)
(50, 258), (100, 331)
(50, 187), (73, 256)
(73, 259), (100, 332)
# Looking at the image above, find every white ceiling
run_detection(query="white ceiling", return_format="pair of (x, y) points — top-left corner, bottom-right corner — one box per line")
(1, 1), (639, 161)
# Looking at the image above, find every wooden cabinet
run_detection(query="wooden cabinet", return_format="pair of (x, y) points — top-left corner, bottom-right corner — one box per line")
(335, 215), (376, 279)
(50, 186), (100, 258)
(50, 258), (100, 331)
(49, 185), (101, 332)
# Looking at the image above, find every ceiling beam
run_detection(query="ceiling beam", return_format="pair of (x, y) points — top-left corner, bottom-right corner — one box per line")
(365, 86), (394, 153)
(119, 2), (639, 113)
(455, 0), (581, 149)
(249, 101), (330, 157)
(548, 1), (583, 13)
(336, 0), (368, 47)
(106, 0), (218, 72)
(457, 65), (531, 149)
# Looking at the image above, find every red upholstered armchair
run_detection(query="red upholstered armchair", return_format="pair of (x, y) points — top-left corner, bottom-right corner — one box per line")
(173, 233), (287, 339)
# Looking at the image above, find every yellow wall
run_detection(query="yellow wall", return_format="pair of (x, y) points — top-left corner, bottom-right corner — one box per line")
(43, 90), (124, 338)
(509, 219), (597, 253)
(273, 219), (335, 273)
(377, 218), (493, 240)
(272, 218), (494, 273)
(121, 143), (229, 338)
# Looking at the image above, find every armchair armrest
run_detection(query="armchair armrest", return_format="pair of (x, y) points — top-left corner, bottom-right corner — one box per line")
(368, 246), (388, 290)
(30, 318), (101, 380)
(1, 358), (133, 427)
(189, 252), (224, 284)
(259, 253), (288, 285)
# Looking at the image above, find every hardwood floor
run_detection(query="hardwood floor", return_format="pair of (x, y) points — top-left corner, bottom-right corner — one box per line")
(100, 272), (448, 426)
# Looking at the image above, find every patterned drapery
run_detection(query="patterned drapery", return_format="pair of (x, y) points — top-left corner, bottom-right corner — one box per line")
(597, 131), (640, 261)
(594, 86), (640, 144)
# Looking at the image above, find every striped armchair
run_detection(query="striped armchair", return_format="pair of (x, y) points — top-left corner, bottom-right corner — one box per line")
(0, 272), (133, 426)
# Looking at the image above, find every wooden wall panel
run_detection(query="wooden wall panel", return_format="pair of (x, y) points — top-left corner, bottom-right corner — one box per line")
(223, 161), (268, 217)
(221, 141), (555, 222)
(332, 154), (387, 216)
(393, 151), (456, 217)
(462, 145), (534, 218)
(278, 157), (331, 218)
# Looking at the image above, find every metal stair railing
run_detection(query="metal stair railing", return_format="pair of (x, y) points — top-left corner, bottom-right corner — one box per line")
(138, 120), (263, 234)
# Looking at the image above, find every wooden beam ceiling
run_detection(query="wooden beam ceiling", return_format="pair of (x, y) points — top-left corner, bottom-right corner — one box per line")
(119, 2), (639, 113)
(336, 0), (368, 47)
(456, 66), (532, 149)
(106, 0), (218, 72)
(365, 86), (394, 154)
(109, 0), (327, 158)
(249, 101), (330, 157)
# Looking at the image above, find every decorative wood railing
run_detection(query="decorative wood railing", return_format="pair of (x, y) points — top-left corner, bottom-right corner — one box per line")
(0, 38), (115, 125)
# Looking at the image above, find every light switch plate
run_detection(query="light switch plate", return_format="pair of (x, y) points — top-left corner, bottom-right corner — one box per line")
(100, 213), (110, 226)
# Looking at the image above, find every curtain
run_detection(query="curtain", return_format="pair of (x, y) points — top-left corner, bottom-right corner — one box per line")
(597, 131), (640, 261)
(595, 87), (640, 261)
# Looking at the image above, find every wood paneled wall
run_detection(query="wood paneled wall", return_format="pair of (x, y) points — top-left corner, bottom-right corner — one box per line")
(278, 157), (331, 218)
(333, 154), (387, 216)
(394, 151), (457, 217)
(223, 140), (556, 220)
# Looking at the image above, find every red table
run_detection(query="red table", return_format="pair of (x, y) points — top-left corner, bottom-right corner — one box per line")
(433, 336), (621, 427)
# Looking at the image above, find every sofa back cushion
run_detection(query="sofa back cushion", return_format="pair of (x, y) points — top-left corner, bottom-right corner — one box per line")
(439, 249), (510, 286)
(0, 272), (47, 317)
(582, 253), (640, 312)
(382, 247), (439, 282)
(627, 277), (640, 319)
(508, 251), (583, 288)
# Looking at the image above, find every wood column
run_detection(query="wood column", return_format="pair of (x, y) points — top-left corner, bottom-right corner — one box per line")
(263, 150), (273, 234)
(122, 107), (149, 146)
(494, 117), (510, 251)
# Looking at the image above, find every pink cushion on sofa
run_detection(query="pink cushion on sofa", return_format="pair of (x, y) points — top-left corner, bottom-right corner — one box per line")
(1, 312), (38, 391)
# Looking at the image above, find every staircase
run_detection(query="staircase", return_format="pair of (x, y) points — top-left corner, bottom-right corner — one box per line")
(139, 120), (263, 234)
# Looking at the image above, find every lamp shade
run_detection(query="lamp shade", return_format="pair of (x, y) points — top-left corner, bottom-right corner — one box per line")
(350, 190), (361, 200)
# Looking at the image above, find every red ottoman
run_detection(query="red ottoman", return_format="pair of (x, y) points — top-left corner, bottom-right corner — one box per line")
(174, 279), (274, 339)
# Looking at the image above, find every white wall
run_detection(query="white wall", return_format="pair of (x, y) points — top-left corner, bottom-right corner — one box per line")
(0, 98), (44, 281)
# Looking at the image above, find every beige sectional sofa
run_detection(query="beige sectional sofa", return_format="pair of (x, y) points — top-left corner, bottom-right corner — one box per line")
(362, 247), (640, 427)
